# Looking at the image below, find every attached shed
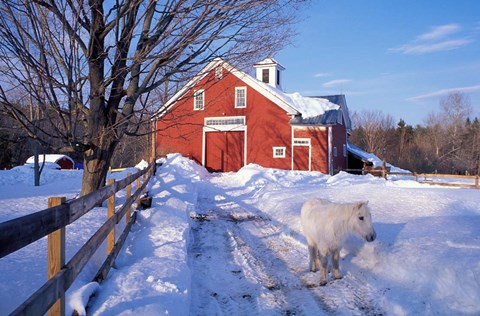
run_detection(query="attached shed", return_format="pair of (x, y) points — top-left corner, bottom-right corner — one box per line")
(26, 154), (75, 170)
(347, 143), (390, 175)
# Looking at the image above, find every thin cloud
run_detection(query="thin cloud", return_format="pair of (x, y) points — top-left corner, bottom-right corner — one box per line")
(390, 23), (473, 55)
(322, 79), (352, 88)
(391, 39), (472, 54)
(407, 85), (480, 101)
(314, 72), (331, 78)
(417, 23), (460, 41)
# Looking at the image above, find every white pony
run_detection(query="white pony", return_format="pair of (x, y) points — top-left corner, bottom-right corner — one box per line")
(300, 198), (376, 286)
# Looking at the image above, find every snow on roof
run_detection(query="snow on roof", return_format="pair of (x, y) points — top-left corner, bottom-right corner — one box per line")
(252, 80), (340, 119)
(284, 92), (339, 119)
(347, 143), (384, 167)
(26, 154), (74, 164)
(347, 143), (412, 173)
(156, 57), (344, 122)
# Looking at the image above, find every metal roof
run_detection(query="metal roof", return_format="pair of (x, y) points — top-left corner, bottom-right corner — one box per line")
(290, 94), (352, 130)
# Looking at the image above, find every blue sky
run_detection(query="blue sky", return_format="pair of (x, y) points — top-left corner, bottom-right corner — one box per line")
(275, 0), (480, 126)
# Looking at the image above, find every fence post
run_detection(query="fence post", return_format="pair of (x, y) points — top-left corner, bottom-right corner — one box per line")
(136, 177), (141, 208)
(143, 173), (147, 194)
(48, 197), (66, 316)
(413, 173), (417, 182)
(476, 175), (479, 189)
(107, 179), (115, 255)
(126, 173), (132, 224)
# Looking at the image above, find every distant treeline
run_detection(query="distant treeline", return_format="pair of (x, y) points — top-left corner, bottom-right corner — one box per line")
(349, 92), (480, 175)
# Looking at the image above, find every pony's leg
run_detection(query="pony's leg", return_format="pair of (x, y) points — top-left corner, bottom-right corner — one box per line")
(306, 237), (319, 272)
(332, 249), (342, 280)
(318, 249), (329, 286)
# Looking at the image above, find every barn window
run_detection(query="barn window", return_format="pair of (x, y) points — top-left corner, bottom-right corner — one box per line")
(194, 90), (204, 110)
(293, 138), (311, 146)
(333, 147), (338, 157)
(262, 69), (269, 83)
(235, 87), (246, 108)
(204, 116), (246, 132)
(343, 144), (347, 157)
(273, 147), (286, 158)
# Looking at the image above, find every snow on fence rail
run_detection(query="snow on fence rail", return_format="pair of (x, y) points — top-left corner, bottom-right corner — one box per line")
(0, 161), (155, 316)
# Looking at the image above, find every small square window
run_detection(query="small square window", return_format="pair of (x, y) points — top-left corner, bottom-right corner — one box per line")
(194, 90), (204, 110)
(273, 146), (286, 158)
(235, 87), (246, 108)
(333, 147), (338, 157)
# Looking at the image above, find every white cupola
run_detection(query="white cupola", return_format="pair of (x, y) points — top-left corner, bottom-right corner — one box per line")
(253, 57), (285, 91)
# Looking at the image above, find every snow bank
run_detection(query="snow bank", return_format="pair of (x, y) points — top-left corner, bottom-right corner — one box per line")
(1, 154), (479, 315)
(87, 154), (206, 315)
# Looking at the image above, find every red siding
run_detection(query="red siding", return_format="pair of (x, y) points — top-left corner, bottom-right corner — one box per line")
(156, 67), (292, 172)
(56, 158), (74, 169)
(155, 63), (347, 174)
(293, 126), (329, 173)
(245, 86), (292, 170)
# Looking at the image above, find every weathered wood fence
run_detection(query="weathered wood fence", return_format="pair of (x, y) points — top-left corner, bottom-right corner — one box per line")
(412, 172), (479, 189)
(0, 161), (156, 316)
(345, 168), (479, 189)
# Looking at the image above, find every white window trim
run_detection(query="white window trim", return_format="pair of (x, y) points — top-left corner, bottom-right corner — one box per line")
(204, 116), (246, 132)
(273, 146), (286, 158)
(235, 87), (247, 108)
(293, 138), (311, 146)
(194, 89), (204, 110)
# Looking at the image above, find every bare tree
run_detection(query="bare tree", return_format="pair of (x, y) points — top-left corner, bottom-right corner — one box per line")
(350, 109), (395, 159)
(0, 0), (307, 194)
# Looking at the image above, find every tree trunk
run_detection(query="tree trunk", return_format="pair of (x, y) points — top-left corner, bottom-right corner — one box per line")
(80, 129), (119, 196)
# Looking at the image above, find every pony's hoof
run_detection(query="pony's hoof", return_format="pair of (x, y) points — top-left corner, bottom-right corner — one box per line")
(334, 275), (342, 280)
(319, 280), (327, 286)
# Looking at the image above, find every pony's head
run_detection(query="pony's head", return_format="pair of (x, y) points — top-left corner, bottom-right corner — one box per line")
(351, 201), (376, 242)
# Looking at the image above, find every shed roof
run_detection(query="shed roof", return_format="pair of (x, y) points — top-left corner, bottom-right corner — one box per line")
(26, 154), (74, 165)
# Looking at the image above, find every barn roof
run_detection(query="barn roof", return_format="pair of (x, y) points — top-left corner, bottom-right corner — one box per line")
(290, 109), (344, 126)
(289, 95), (352, 129)
(154, 58), (351, 129)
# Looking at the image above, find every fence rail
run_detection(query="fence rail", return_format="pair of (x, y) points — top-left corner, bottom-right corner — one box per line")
(0, 162), (156, 316)
(345, 168), (479, 189)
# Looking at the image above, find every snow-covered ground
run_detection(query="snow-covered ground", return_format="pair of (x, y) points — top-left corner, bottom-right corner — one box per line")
(1, 154), (479, 315)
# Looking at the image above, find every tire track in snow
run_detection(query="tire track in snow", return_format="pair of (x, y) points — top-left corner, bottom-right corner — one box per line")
(189, 193), (385, 315)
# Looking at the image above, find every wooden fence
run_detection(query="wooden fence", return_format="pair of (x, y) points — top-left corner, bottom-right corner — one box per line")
(345, 168), (479, 189)
(0, 162), (156, 316)
(412, 172), (479, 189)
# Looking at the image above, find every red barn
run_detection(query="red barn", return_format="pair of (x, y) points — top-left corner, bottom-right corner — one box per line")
(155, 58), (351, 174)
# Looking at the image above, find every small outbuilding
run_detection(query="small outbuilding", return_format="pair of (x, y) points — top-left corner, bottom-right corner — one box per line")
(26, 154), (75, 170)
